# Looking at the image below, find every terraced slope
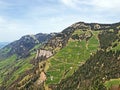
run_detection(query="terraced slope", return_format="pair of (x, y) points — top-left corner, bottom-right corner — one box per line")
(53, 30), (120, 90)
(46, 30), (100, 85)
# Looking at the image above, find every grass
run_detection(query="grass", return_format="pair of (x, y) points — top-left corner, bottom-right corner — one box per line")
(6, 54), (34, 86)
(72, 29), (84, 35)
(45, 30), (100, 85)
(112, 42), (120, 51)
(0, 55), (16, 69)
(111, 32), (120, 51)
(104, 78), (120, 89)
(0, 47), (11, 54)
(0, 55), (17, 84)
(30, 43), (41, 53)
(0, 53), (35, 86)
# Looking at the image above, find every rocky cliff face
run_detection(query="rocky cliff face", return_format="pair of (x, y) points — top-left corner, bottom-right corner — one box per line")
(35, 49), (53, 59)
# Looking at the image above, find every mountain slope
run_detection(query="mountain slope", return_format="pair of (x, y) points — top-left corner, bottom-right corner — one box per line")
(55, 49), (120, 90)
(0, 33), (56, 89)
(45, 22), (120, 90)
(51, 28), (120, 90)
(0, 22), (120, 90)
(46, 30), (100, 85)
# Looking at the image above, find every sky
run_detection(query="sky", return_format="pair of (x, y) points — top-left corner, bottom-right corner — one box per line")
(0, 0), (120, 42)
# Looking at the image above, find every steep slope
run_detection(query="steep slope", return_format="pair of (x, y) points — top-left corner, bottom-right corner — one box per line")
(55, 50), (120, 90)
(13, 22), (120, 90)
(53, 30), (120, 90)
(1, 22), (120, 90)
(0, 33), (56, 89)
(44, 22), (120, 90)
(3, 24), (76, 90)
(46, 30), (100, 85)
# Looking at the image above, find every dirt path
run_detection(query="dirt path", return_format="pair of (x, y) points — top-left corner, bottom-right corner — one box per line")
(37, 71), (46, 85)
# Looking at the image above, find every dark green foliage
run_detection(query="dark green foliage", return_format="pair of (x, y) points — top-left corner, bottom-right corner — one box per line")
(54, 47), (120, 90)
(71, 34), (79, 40)
(98, 30), (118, 49)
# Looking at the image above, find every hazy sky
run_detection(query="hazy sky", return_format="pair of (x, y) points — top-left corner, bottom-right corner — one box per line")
(0, 0), (120, 42)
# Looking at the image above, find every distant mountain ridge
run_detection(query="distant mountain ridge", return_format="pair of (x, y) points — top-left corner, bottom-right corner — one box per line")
(0, 42), (9, 49)
(0, 33), (56, 59)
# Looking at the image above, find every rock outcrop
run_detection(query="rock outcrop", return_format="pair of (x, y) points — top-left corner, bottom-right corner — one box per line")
(35, 49), (53, 59)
